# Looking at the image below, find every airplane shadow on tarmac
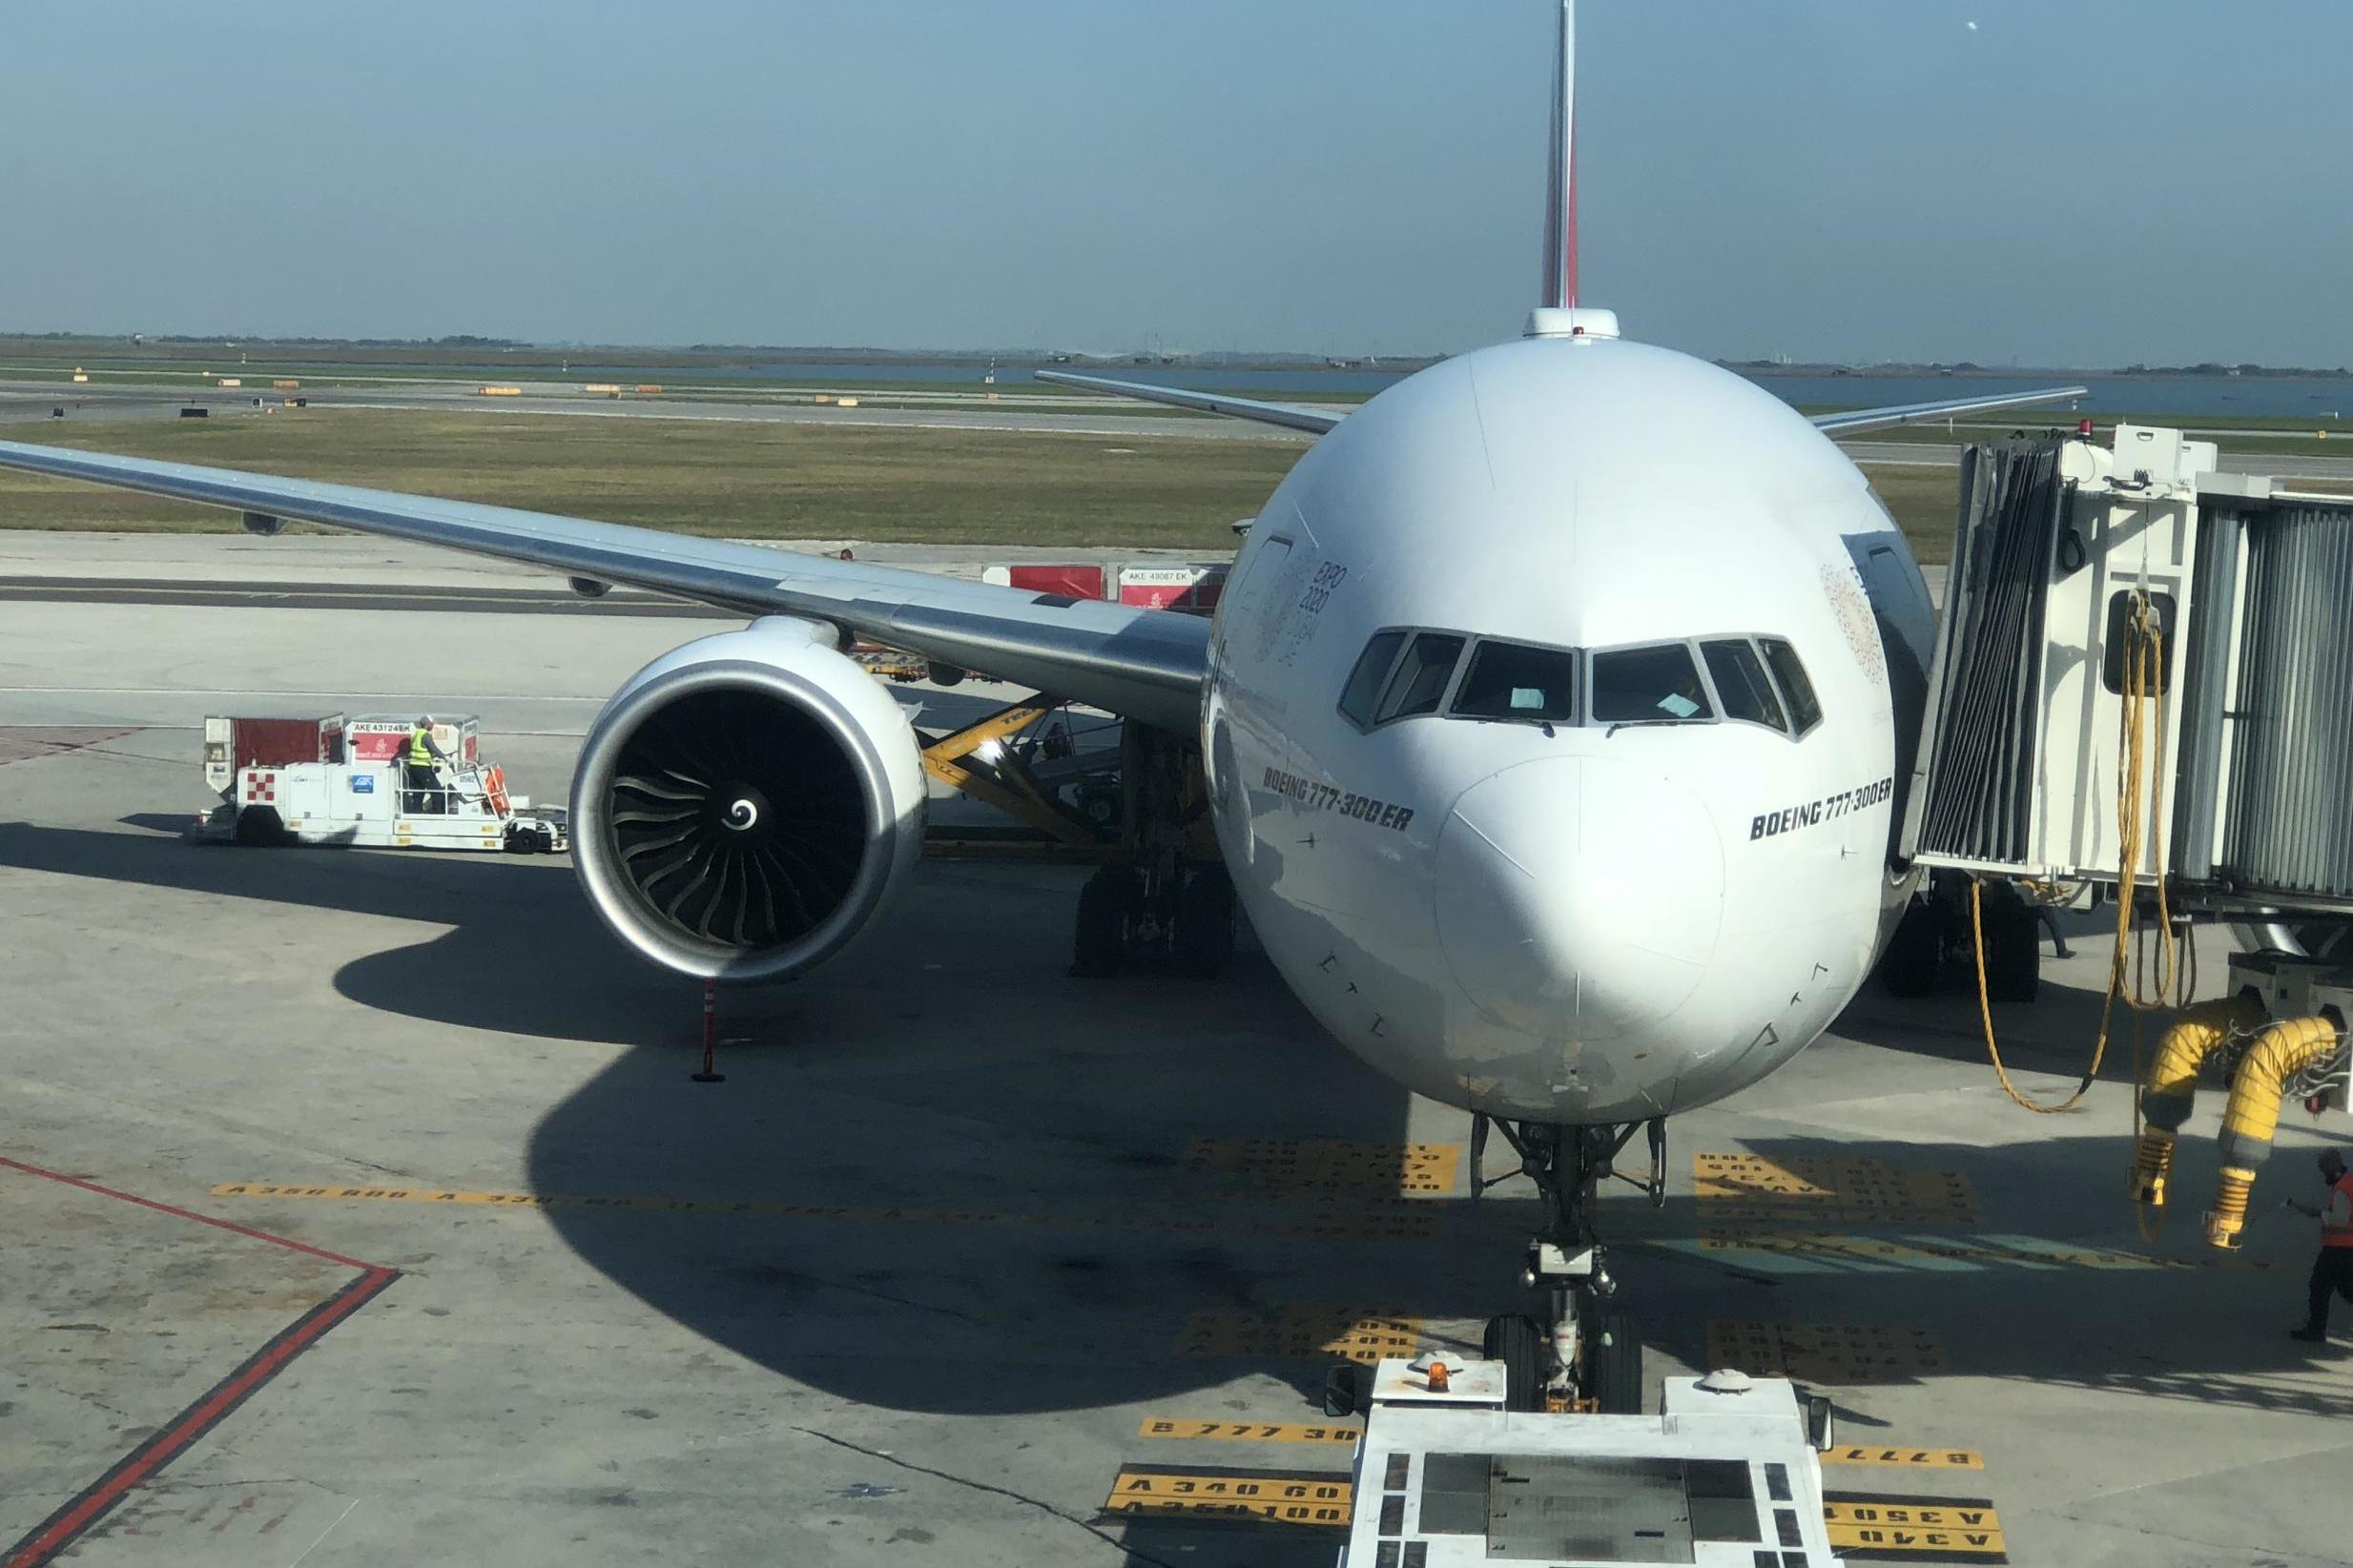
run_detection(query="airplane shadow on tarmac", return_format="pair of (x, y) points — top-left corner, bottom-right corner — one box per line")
(0, 818), (1493, 1424)
(10, 820), (2351, 1442)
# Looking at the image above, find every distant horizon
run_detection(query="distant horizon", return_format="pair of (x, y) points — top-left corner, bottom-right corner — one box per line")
(4, 329), (2348, 381)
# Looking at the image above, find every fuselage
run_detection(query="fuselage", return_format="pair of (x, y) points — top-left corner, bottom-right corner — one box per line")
(1202, 332), (1934, 1124)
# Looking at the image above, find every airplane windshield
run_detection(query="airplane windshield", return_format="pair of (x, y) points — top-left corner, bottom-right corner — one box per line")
(1450, 639), (1579, 724)
(1702, 638), (1788, 732)
(1591, 643), (1714, 725)
(1340, 628), (1813, 738)
(1373, 632), (1466, 723)
(1760, 637), (1822, 734)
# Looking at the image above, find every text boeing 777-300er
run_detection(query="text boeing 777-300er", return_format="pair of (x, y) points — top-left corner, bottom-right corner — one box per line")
(0, 2), (2079, 1405)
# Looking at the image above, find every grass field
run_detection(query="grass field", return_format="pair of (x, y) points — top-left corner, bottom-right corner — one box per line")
(0, 411), (1302, 550)
(0, 408), (1976, 559)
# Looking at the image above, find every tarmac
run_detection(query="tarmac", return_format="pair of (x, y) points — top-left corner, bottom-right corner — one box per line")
(4, 535), (2352, 1567)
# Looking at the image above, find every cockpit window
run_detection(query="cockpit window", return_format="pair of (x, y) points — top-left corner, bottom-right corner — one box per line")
(1591, 643), (1714, 725)
(1703, 638), (1787, 732)
(1450, 639), (1579, 724)
(1374, 632), (1465, 723)
(1338, 630), (1406, 728)
(1760, 637), (1823, 734)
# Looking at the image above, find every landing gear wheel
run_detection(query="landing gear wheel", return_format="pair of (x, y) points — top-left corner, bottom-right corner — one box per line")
(1592, 1310), (1642, 1414)
(1483, 1313), (1546, 1413)
(1070, 866), (1130, 978)
(1879, 895), (1942, 998)
(1982, 886), (2041, 1003)
(1170, 866), (1235, 978)
(233, 806), (286, 847)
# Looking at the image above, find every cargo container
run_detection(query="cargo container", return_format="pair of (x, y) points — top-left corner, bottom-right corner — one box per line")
(203, 714), (344, 795)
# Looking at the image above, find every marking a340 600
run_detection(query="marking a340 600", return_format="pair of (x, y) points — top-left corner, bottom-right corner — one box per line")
(1751, 774), (1893, 840)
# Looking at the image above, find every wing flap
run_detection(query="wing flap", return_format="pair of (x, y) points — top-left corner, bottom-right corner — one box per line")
(0, 437), (1208, 729)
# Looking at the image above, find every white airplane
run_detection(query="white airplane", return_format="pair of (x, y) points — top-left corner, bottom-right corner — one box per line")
(0, 2), (2080, 1408)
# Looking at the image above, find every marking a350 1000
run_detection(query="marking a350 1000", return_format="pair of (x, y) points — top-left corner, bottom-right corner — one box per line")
(1750, 774), (1893, 840)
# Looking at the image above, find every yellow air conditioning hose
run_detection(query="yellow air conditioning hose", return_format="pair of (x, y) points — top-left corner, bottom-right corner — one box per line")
(2204, 1015), (2345, 1248)
(2128, 991), (2268, 1207)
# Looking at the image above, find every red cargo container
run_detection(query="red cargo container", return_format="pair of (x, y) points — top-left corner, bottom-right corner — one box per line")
(202, 714), (343, 794)
(982, 563), (1108, 601)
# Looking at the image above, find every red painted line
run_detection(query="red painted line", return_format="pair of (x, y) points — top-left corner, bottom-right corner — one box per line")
(0, 1158), (399, 1568)
(5, 1267), (398, 1568)
(0, 1155), (374, 1269)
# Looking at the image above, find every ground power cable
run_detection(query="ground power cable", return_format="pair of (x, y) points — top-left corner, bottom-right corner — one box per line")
(1971, 593), (2172, 1117)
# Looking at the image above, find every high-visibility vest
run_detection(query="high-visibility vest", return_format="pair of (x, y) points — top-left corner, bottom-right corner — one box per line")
(405, 727), (436, 768)
(2325, 1174), (2353, 1248)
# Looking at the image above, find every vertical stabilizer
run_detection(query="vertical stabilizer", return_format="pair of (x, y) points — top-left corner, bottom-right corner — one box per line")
(1538, 0), (1577, 310)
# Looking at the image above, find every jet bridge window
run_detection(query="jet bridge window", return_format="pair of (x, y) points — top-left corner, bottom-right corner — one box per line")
(1760, 637), (1823, 734)
(1591, 642), (1714, 725)
(1450, 638), (1579, 724)
(1372, 631), (1466, 724)
(1702, 637), (1788, 733)
(1338, 629), (1407, 728)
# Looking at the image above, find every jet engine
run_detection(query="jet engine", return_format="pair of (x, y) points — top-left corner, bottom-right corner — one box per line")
(570, 616), (928, 982)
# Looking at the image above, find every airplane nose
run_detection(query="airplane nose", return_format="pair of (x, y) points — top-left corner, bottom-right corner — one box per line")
(1435, 756), (1723, 1042)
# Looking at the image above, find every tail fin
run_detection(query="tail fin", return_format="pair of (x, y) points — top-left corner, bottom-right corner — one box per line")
(1538, 0), (1577, 310)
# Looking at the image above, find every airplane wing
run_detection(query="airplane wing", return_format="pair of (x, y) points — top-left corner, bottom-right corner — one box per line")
(0, 438), (1209, 730)
(1035, 370), (1341, 435)
(1807, 383), (2089, 436)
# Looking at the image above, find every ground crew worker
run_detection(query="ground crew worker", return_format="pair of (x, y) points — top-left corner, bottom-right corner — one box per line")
(2287, 1147), (2353, 1343)
(402, 715), (450, 814)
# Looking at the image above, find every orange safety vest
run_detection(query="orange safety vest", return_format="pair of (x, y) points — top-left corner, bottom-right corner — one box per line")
(2325, 1173), (2353, 1248)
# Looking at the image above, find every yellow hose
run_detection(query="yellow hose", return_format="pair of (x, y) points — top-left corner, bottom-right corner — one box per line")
(2129, 992), (2268, 1207)
(2203, 1015), (2344, 1248)
(1970, 593), (2176, 1116)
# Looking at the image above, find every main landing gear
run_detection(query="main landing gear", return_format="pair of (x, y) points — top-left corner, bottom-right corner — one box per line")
(1070, 721), (1233, 979)
(1471, 1115), (1666, 1413)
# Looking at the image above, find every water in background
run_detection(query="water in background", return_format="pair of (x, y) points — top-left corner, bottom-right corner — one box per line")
(568, 360), (2353, 421)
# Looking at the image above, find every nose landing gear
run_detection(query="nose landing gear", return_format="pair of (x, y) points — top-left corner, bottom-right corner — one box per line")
(1472, 1116), (1665, 1413)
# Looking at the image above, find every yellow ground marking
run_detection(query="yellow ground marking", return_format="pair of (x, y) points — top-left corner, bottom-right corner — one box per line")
(1102, 1466), (1352, 1526)
(208, 1182), (1435, 1242)
(1185, 1138), (1462, 1196)
(1696, 1151), (1980, 1233)
(1825, 1496), (2007, 1559)
(1176, 1307), (1423, 1364)
(1827, 1446), (1985, 1470)
(1139, 1417), (1361, 1446)
(1697, 1233), (2165, 1269)
(1706, 1321), (1947, 1384)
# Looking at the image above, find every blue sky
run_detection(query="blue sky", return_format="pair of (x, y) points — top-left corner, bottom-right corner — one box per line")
(3, 1), (2345, 365)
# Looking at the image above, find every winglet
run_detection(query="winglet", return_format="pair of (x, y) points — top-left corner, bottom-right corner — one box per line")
(1539, 0), (1577, 311)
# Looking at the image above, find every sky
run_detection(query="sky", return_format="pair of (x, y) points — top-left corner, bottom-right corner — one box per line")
(3, 1), (2347, 367)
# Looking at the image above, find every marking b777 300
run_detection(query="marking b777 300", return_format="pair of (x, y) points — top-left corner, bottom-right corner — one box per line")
(1262, 767), (1415, 833)
(1751, 774), (1893, 841)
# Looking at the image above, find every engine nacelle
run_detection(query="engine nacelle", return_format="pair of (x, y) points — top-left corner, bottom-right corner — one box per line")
(571, 616), (928, 982)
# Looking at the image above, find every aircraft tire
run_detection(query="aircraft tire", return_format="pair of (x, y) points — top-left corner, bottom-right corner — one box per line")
(1171, 865), (1235, 979)
(1593, 1311), (1643, 1414)
(1070, 866), (1130, 978)
(1984, 887), (2041, 1004)
(233, 806), (286, 847)
(1879, 897), (1942, 998)
(1483, 1313), (1546, 1413)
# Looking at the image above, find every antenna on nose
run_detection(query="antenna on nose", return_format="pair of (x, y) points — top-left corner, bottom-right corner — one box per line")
(1527, 0), (1619, 341)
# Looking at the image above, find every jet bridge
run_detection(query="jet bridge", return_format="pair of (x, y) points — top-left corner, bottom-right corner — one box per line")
(1898, 425), (2353, 1234)
(1900, 424), (2353, 918)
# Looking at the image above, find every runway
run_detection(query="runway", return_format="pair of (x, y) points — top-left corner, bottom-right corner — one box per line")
(0, 533), (2345, 1567)
(12, 374), (2353, 480)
